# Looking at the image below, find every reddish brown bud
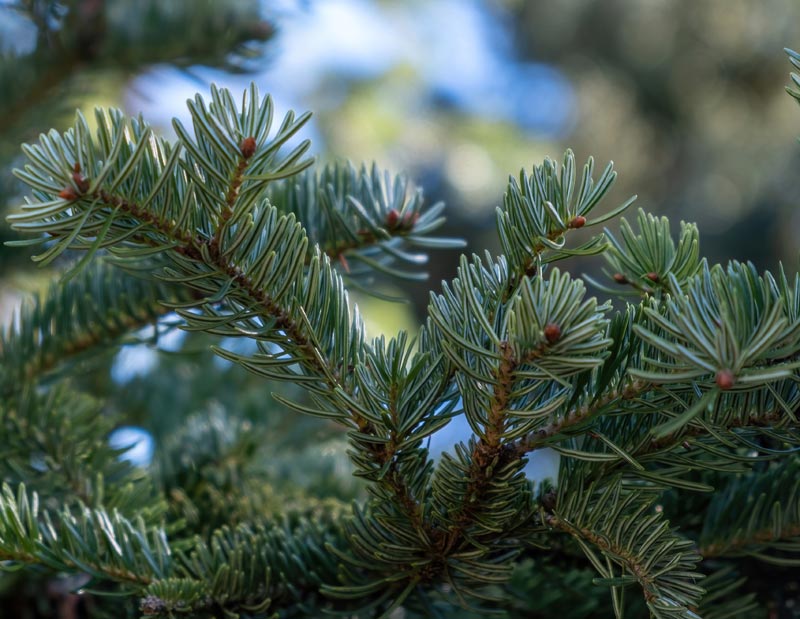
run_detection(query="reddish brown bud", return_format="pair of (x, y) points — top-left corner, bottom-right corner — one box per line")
(715, 369), (735, 390)
(72, 171), (89, 193)
(544, 322), (561, 344)
(613, 273), (628, 284)
(386, 209), (400, 229)
(58, 186), (78, 200)
(568, 215), (586, 229)
(645, 272), (660, 282)
(240, 136), (257, 158)
(70, 163), (90, 192)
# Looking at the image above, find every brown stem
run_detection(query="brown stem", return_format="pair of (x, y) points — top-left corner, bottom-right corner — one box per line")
(210, 144), (253, 253)
(701, 523), (800, 558)
(95, 188), (336, 387)
(319, 225), (418, 264)
(546, 513), (658, 602)
(0, 549), (152, 586)
(92, 188), (425, 522)
(513, 379), (649, 457)
(439, 341), (519, 552)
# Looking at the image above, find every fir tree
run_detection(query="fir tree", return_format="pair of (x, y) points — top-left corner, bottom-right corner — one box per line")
(2, 44), (800, 619)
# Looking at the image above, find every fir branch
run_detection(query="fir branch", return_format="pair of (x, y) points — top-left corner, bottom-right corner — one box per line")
(546, 474), (704, 618)
(143, 513), (350, 617)
(8, 97), (339, 394)
(0, 385), (165, 520)
(8, 87), (469, 545)
(497, 150), (635, 275)
(6, 62), (800, 617)
(9, 88), (441, 589)
(266, 163), (465, 292)
(441, 340), (536, 553)
(0, 483), (169, 587)
(513, 378), (649, 455)
(699, 458), (800, 565)
(594, 209), (704, 297)
(0, 258), (191, 396)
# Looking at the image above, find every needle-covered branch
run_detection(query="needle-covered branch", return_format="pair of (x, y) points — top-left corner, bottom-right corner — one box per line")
(4, 52), (800, 617)
(0, 258), (191, 396)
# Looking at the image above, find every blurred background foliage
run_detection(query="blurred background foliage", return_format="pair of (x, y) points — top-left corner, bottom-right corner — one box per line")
(1, 1), (800, 616)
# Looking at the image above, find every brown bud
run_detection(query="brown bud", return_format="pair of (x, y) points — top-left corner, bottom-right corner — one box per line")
(715, 369), (735, 390)
(71, 171), (89, 193)
(386, 209), (400, 229)
(568, 215), (586, 229)
(240, 136), (257, 158)
(544, 322), (561, 344)
(59, 186), (78, 200)
(613, 273), (628, 284)
(645, 272), (660, 282)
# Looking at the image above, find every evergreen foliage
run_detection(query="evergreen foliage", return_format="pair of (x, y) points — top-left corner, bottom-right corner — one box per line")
(2, 47), (800, 619)
(0, 0), (272, 272)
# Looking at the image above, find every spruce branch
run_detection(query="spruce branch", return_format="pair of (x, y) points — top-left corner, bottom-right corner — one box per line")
(633, 261), (800, 390)
(425, 262), (613, 559)
(395, 159), (631, 603)
(7, 89), (354, 399)
(7, 85), (457, 604)
(266, 162), (465, 296)
(497, 150), (636, 276)
(428, 259), (613, 463)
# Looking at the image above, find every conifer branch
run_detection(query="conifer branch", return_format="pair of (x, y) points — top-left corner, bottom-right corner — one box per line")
(142, 515), (348, 617)
(698, 458), (800, 565)
(0, 259), (190, 396)
(0, 483), (169, 586)
(0, 385), (165, 520)
(6, 57), (800, 615)
(514, 378), (650, 455)
(266, 163), (464, 293)
(546, 475), (704, 618)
